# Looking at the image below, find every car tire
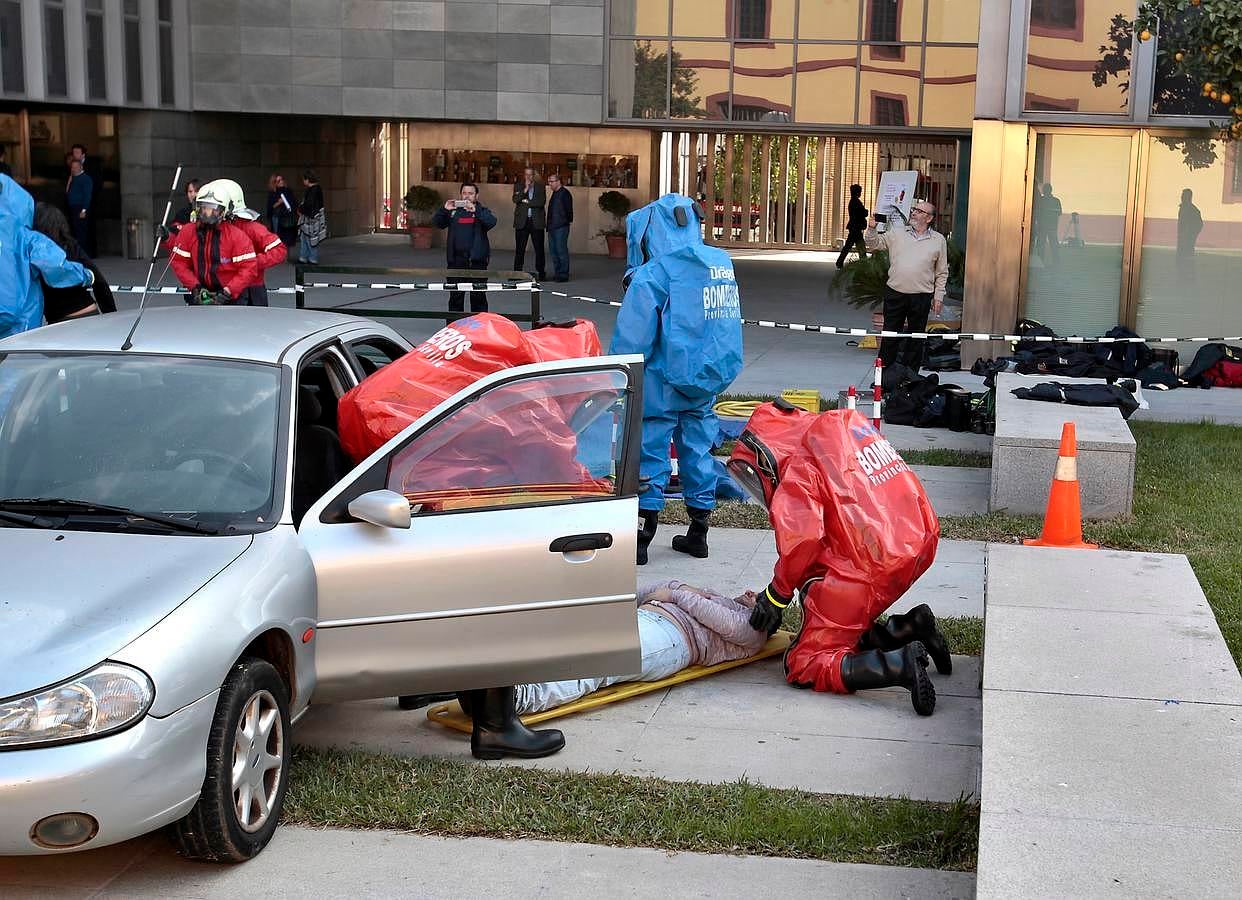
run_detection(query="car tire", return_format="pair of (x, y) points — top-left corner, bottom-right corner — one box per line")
(169, 658), (292, 863)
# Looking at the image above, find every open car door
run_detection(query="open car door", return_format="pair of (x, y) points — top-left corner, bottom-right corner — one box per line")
(301, 354), (644, 703)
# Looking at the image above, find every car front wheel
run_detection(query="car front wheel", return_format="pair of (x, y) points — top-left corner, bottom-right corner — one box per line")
(169, 658), (291, 862)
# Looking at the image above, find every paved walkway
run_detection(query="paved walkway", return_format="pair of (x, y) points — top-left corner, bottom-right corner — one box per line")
(0, 828), (976, 899)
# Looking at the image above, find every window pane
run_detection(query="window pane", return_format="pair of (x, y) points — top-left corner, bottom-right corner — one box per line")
(671, 0), (725, 38)
(125, 18), (142, 103)
(793, 44), (858, 125)
(670, 40), (729, 119)
(1137, 139), (1242, 359)
(1025, 2), (1135, 114)
(865, 0), (923, 44)
(0, 0), (25, 94)
(921, 45), (976, 127)
(157, 0), (171, 22)
(731, 42), (792, 122)
(733, 0), (795, 41)
(44, 3), (68, 97)
(797, 0), (861, 41)
(610, 0), (669, 36)
(858, 45), (920, 126)
(159, 24), (174, 104)
(386, 370), (629, 514)
(925, 0), (980, 43)
(86, 12), (107, 99)
(1024, 132), (1132, 335)
(609, 39), (668, 118)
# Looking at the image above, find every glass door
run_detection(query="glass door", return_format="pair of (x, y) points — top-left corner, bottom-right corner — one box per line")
(1022, 130), (1138, 336)
(1134, 136), (1242, 358)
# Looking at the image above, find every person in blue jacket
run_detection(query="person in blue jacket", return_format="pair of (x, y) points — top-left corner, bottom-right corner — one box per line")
(0, 174), (93, 340)
(609, 194), (743, 564)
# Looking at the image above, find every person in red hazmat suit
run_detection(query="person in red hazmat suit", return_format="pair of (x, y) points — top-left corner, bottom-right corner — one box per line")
(726, 399), (951, 715)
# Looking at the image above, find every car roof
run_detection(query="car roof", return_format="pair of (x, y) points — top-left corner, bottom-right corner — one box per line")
(0, 307), (375, 363)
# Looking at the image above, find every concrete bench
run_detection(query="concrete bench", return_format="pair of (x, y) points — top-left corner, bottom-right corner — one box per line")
(990, 373), (1136, 518)
(976, 543), (1242, 899)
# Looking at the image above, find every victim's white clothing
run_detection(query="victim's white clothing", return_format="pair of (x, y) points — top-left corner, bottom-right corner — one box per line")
(514, 608), (691, 714)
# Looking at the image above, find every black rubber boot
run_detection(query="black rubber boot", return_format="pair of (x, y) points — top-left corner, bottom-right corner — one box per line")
(636, 509), (658, 566)
(671, 506), (711, 558)
(396, 691), (458, 711)
(468, 687), (566, 760)
(840, 642), (936, 716)
(856, 604), (952, 675)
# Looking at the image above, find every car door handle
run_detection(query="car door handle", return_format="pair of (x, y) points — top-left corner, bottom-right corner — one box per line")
(549, 533), (614, 553)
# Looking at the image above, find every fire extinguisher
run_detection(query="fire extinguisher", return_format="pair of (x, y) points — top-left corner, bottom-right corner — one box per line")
(382, 196), (392, 229)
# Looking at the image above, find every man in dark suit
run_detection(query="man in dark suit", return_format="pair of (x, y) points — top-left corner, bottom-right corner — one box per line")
(70, 144), (101, 256)
(65, 159), (94, 255)
(512, 166), (546, 281)
(836, 183), (868, 269)
(545, 173), (573, 282)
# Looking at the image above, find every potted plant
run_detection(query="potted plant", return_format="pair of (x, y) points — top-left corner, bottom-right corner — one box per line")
(597, 190), (632, 259)
(403, 185), (440, 250)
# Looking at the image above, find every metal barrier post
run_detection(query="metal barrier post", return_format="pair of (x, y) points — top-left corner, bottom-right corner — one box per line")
(294, 265), (305, 309)
(531, 280), (542, 326)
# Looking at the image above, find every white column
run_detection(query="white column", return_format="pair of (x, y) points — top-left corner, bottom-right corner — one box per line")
(103, 0), (124, 104)
(64, 0), (86, 102)
(21, 0), (47, 100)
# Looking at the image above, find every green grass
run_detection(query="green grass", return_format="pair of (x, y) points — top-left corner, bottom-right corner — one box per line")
(941, 420), (1242, 667)
(285, 748), (979, 870)
(900, 449), (992, 468)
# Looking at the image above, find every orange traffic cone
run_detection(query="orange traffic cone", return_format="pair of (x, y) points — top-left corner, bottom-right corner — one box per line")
(1024, 422), (1098, 550)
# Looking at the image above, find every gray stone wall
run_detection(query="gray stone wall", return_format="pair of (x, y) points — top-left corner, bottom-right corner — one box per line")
(189, 0), (607, 124)
(119, 110), (372, 240)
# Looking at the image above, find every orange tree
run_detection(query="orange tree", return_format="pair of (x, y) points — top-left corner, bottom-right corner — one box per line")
(1136, 1), (1242, 139)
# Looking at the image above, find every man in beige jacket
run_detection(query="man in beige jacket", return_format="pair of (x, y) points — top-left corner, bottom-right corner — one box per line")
(864, 199), (949, 370)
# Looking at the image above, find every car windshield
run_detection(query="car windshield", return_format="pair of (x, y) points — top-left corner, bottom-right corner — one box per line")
(0, 353), (281, 531)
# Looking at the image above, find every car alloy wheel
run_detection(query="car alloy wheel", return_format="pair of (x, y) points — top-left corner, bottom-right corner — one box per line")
(169, 657), (291, 862)
(231, 689), (284, 833)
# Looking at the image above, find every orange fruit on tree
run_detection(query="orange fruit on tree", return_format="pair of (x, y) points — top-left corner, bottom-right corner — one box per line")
(1211, 91), (1220, 101)
(1204, 82), (1213, 92)
(1175, 51), (1184, 62)
(1140, 29), (1152, 41)
(1222, 93), (1233, 106)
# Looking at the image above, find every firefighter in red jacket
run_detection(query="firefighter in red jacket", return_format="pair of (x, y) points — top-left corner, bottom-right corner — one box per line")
(196, 179), (287, 306)
(727, 400), (950, 716)
(169, 181), (257, 304)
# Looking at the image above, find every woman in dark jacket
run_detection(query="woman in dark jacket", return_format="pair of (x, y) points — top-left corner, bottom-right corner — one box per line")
(297, 169), (326, 264)
(33, 202), (117, 323)
(267, 173), (298, 247)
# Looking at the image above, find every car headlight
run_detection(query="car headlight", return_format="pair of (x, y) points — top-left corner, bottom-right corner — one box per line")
(0, 663), (154, 750)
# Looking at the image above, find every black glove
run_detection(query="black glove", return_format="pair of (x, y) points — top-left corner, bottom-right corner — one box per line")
(748, 584), (789, 637)
(189, 286), (226, 306)
(156, 224), (170, 240)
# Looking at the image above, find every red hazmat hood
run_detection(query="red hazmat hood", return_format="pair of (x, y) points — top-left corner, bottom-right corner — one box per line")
(337, 314), (602, 463)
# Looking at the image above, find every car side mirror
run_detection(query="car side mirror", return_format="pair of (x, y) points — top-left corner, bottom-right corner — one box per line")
(347, 490), (411, 529)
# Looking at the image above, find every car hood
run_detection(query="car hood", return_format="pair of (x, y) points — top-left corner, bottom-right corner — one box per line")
(0, 530), (252, 700)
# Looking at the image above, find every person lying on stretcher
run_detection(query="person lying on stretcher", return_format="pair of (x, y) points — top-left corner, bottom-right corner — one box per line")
(515, 580), (769, 714)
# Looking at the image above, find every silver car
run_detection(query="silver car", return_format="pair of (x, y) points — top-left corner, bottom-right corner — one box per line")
(0, 307), (641, 861)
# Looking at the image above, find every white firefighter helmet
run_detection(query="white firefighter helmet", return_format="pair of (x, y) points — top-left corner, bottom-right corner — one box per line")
(196, 179), (260, 222)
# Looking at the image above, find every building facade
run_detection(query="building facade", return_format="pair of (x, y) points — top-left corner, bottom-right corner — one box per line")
(0, 0), (1237, 350)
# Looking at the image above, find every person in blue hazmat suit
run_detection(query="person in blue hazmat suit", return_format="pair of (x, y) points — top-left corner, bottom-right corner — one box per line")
(609, 194), (743, 565)
(0, 174), (93, 339)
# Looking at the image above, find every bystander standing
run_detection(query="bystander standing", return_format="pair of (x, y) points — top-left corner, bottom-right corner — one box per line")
(433, 182), (497, 316)
(512, 166), (546, 281)
(545, 173), (573, 282)
(864, 199), (949, 371)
